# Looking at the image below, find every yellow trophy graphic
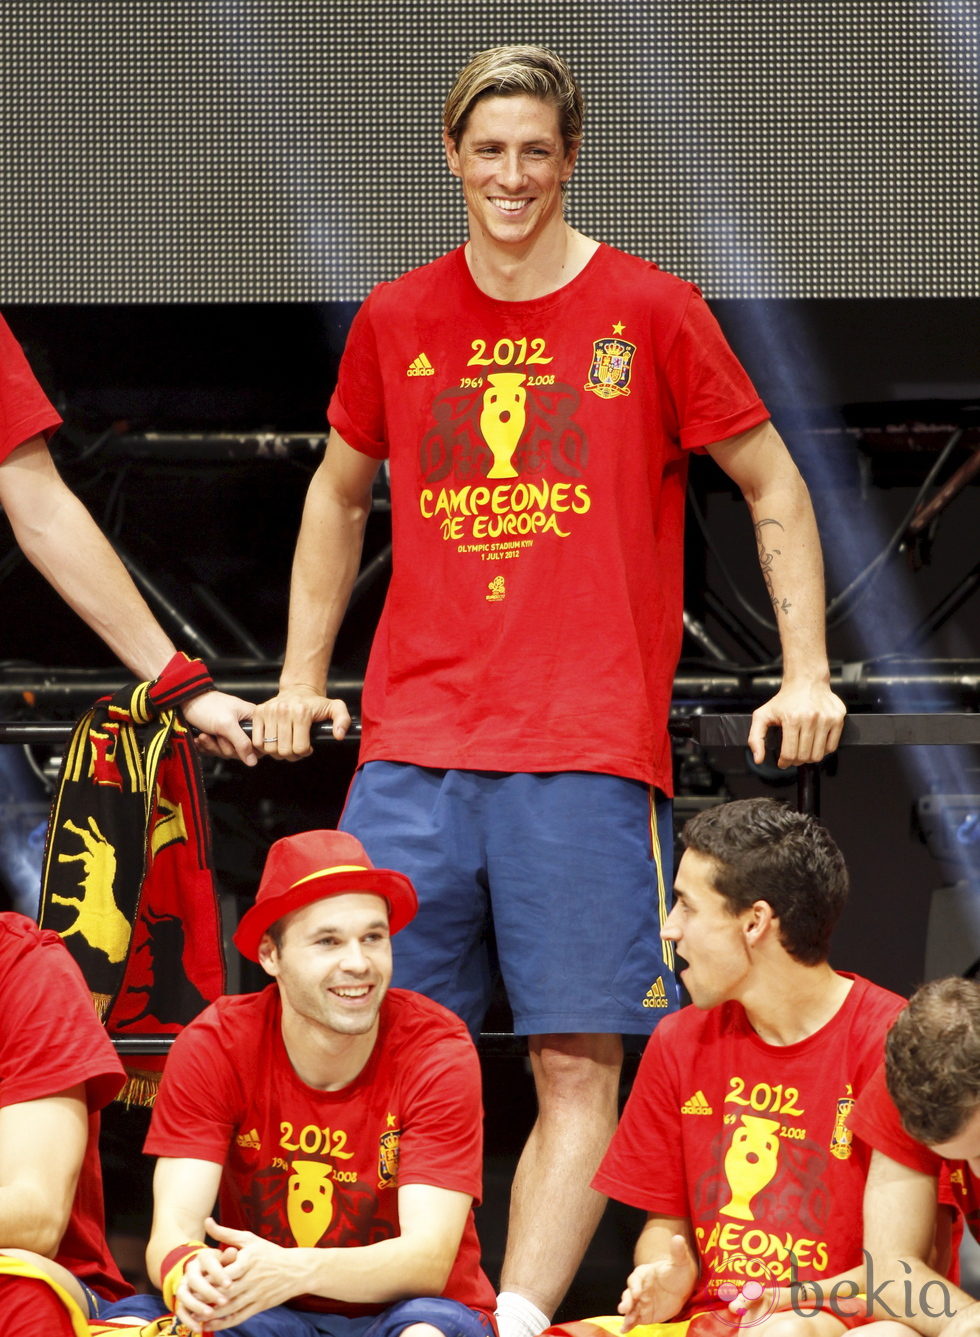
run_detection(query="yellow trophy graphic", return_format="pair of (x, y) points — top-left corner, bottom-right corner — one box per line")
(720, 1114), (782, 1220)
(480, 373), (526, 479)
(287, 1160), (335, 1246)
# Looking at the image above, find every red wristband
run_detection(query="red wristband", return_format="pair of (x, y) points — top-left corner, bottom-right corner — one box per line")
(161, 1241), (206, 1310)
(149, 652), (215, 709)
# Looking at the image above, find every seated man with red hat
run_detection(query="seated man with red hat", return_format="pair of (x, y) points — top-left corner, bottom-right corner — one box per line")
(97, 829), (497, 1337)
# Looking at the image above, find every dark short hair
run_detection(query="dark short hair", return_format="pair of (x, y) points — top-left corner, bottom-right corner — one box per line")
(443, 45), (584, 152)
(885, 977), (980, 1145)
(681, 798), (849, 965)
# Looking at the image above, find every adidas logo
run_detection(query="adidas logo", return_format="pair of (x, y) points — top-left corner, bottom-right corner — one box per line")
(236, 1128), (262, 1150)
(407, 353), (435, 377)
(642, 976), (669, 1009)
(681, 1090), (713, 1116)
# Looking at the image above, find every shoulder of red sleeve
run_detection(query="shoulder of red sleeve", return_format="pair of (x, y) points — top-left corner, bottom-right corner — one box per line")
(383, 993), (480, 1100)
(383, 988), (477, 1051)
(159, 992), (268, 1085)
(850, 1060), (944, 1176)
(588, 1165), (689, 1219)
(0, 911), (45, 954)
(0, 410), (63, 464)
(653, 1000), (720, 1044)
(0, 915), (126, 1109)
(849, 975), (907, 1023)
(0, 315), (62, 458)
(598, 243), (699, 292)
(356, 249), (462, 309)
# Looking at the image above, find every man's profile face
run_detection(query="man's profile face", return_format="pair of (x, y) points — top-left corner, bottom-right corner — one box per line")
(258, 892), (393, 1039)
(662, 849), (754, 1009)
(930, 1102), (980, 1175)
(444, 94), (577, 250)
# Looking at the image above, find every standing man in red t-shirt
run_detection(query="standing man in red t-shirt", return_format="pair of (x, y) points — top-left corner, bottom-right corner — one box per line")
(98, 829), (497, 1337)
(0, 311), (257, 764)
(252, 46), (846, 1336)
(851, 977), (980, 1336)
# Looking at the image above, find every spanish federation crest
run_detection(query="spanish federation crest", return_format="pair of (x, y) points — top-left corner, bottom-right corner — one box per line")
(829, 1091), (855, 1160)
(378, 1124), (401, 1189)
(585, 325), (636, 399)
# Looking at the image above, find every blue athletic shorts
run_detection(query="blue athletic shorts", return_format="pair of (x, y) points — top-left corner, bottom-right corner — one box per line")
(98, 1293), (495, 1337)
(340, 764), (679, 1037)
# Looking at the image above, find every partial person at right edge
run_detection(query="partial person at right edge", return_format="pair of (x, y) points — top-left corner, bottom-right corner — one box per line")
(850, 977), (980, 1337)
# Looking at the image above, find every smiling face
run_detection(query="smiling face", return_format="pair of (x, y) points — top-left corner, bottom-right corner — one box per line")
(661, 849), (757, 1010)
(444, 94), (578, 250)
(258, 893), (392, 1040)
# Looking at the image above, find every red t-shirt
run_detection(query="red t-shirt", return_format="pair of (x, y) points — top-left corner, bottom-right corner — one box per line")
(0, 314), (61, 463)
(593, 974), (904, 1316)
(146, 986), (496, 1318)
(851, 1062), (980, 1241)
(329, 244), (768, 793)
(0, 913), (130, 1301)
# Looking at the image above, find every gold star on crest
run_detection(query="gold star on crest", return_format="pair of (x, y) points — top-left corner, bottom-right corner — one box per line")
(612, 321), (625, 334)
(386, 1112), (397, 1128)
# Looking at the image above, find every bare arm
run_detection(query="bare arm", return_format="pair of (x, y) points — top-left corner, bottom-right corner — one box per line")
(706, 421), (846, 768)
(0, 1087), (88, 1256)
(146, 1156), (223, 1285)
(252, 429), (381, 759)
(0, 437), (258, 764)
(145, 1156), (239, 1331)
(863, 1150), (978, 1336)
(618, 1214), (699, 1331)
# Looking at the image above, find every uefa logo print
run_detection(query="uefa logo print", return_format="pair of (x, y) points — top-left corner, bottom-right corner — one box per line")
(715, 1258), (780, 1327)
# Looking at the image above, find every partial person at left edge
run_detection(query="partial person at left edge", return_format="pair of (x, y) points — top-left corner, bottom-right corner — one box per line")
(0, 311), (257, 764)
(0, 912), (135, 1336)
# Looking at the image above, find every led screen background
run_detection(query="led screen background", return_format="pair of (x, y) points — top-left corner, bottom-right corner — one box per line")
(2, 0), (977, 303)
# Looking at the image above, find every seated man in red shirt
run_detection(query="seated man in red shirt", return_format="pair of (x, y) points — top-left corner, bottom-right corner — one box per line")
(850, 976), (980, 1337)
(0, 913), (134, 1337)
(98, 829), (497, 1337)
(581, 798), (911, 1337)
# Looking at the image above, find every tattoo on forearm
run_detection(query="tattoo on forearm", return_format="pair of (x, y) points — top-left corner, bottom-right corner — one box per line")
(755, 518), (792, 616)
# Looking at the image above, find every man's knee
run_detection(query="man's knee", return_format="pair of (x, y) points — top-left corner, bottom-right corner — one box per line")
(367, 1296), (495, 1337)
(528, 1034), (623, 1110)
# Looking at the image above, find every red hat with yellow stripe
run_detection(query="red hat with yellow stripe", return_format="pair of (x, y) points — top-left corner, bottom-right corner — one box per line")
(233, 829), (418, 961)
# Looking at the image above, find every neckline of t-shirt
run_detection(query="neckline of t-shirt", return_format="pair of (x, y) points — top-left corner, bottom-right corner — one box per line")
(271, 990), (386, 1097)
(736, 971), (863, 1055)
(453, 241), (609, 312)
